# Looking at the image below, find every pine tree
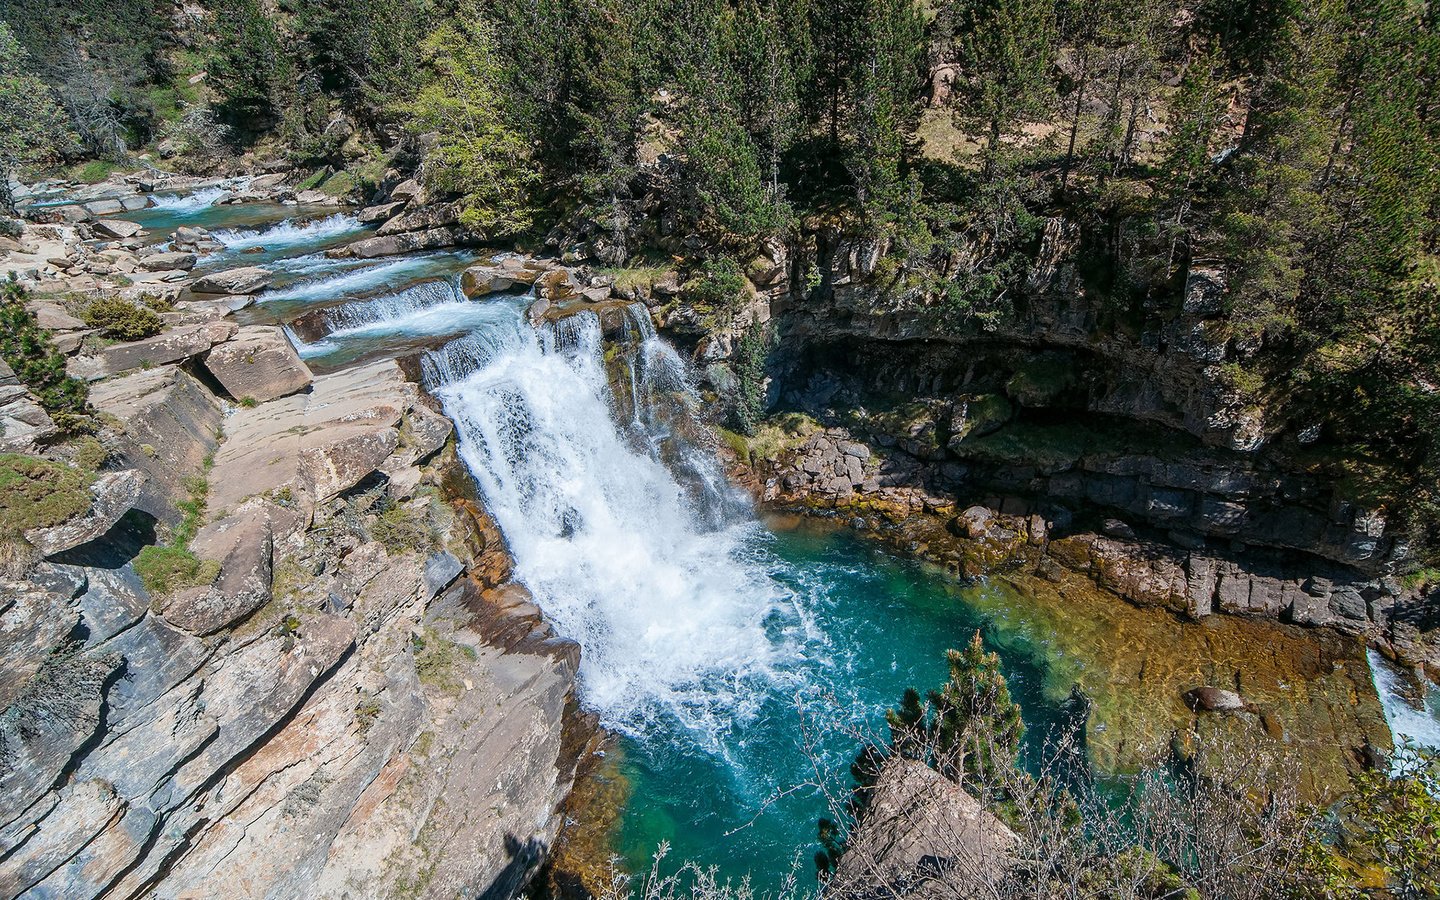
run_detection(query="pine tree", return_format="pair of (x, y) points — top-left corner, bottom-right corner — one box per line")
(941, 0), (1057, 174)
(407, 2), (541, 237)
(0, 23), (71, 212)
(208, 0), (294, 132)
(885, 631), (1025, 788)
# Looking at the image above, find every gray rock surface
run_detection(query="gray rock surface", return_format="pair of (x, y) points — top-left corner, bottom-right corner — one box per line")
(202, 325), (313, 402)
(191, 266), (273, 294)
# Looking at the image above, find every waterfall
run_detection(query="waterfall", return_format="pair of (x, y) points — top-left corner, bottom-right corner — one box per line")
(1368, 649), (1440, 760)
(422, 306), (799, 740)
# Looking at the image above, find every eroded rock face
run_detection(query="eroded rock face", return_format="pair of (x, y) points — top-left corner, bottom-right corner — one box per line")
(203, 325), (314, 403)
(0, 365), (586, 900)
(23, 469), (145, 558)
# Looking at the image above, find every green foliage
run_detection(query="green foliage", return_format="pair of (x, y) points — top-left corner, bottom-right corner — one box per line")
(0, 279), (89, 425)
(887, 630), (1025, 786)
(135, 458), (214, 596)
(82, 297), (164, 341)
(0, 23), (73, 209)
(370, 502), (436, 554)
(682, 257), (749, 313)
(1340, 745), (1440, 898)
(730, 321), (773, 435)
(407, 3), (540, 238)
(207, 0), (293, 131)
(0, 453), (93, 537)
(134, 545), (221, 596)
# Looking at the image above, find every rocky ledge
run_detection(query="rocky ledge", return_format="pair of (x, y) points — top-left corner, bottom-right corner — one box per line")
(0, 207), (590, 897)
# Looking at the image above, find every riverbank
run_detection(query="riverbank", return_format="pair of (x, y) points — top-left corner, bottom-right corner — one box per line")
(0, 175), (591, 897)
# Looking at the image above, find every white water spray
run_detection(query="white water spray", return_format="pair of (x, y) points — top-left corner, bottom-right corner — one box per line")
(211, 213), (365, 251)
(423, 306), (800, 740)
(1368, 649), (1440, 755)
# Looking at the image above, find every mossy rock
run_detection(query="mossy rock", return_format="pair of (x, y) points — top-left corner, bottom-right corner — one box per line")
(0, 453), (94, 537)
(1005, 357), (1074, 407)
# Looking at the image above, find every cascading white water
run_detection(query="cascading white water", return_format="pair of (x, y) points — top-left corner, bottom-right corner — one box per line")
(211, 213), (365, 251)
(288, 281), (525, 359)
(1368, 649), (1440, 758)
(423, 306), (802, 740)
(148, 183), (241, 212)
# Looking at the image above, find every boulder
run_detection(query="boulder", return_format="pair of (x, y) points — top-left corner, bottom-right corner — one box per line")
(190, 266), (273, 294)
(93, 219), (142, 239)
(348, 227), (465, 259)
(388, 178), (423, 203)
(138, 251), (196, 272)
(295, 189), (342, 205)
(1184, 686), (1247, 712)
(830, 758), (1018, 898)
(248, 173), (287, 191)
(30, 303), (85, 331)
(202, 325), (313, 403)
(160, 506), (274, 635)
(85, 199), (124, 216)
(356, 201), (406, 224)
(461, 266), (517, 297)
(24, 470), (146, 558)
(376, 202), (459, 236)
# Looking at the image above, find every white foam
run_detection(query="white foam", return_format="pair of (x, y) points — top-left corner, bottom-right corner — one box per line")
(211, 213), (365, 251)
(1368, 649), (1440, 753)
(424, 309), (800, 742)
(148, 185), (233, 212)
(292, 298), (520, 359)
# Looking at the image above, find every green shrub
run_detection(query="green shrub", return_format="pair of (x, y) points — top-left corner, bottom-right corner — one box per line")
(83, 297), (164, 341)
(0, 279), (89, 423)
(0, 218), (21, 239)
(0, 453), (93, 537)
(134, 545), (220, 595)
(371, 502), (436, 554)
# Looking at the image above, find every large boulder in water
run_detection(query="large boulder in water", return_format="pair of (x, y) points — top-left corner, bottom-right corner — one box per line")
(202, 325), (313, 403)
(830, 758), (1018, 898)
(191, 266), (273, 294)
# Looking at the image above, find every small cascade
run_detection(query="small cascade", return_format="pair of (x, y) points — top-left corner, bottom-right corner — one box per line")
(422, 304), (793, 739)
(261, 251), (470, 304)
(211, 213), (365, 251)
(323, 280), (463, 332)
(1368, 649), (1440, 758)
(148, 183), (240, 212)
(287, 278), (528, 362)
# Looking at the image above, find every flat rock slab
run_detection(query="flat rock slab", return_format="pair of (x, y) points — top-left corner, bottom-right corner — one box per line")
(67, 322), (237, 381)
(348, 226), (464, 259)
(191, 266), (273, 294)
(203, 325), (313, 403)
(94, 219), (142, 239)
(87, 365), (223, 526)
(139, 250), (197, 271)
(208, 359), (422, 514)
